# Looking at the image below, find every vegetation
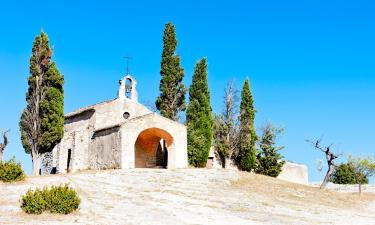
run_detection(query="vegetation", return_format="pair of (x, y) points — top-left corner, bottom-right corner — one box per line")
(186, 58), (213, 167)
(0, 157), (25, 182)
(255, 123), (285, 177)
(332, 162), (368, 185)
(156, 22), (186, 121)
(19, 31), (64, 175)
(20, 188), (46, 214)
(235, 79), (257, 172)
(213, 81), (239, 168)
(347, 155), (375, 194)
(0, 129), (9, 161)
(21, 184), (80, 214)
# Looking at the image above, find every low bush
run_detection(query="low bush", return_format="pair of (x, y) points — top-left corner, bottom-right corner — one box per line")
(0, 157), (25, 182)
(20, 184), (80, 214)
(20, 189), (46, 214)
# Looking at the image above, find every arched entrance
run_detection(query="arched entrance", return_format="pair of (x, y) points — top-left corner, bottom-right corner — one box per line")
(134, 128), (173, 168)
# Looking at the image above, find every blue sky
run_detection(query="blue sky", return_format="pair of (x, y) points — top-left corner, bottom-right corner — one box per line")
(0, 0), (374, 182)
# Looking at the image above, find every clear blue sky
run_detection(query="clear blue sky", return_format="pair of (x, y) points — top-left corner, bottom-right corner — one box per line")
(1, 0), (374, 182)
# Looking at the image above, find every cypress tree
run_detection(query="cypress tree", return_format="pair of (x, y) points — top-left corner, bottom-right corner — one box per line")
(186, 58), (213, 167)
(155, 22), (186, 121)
(236, 79), (257, 171)
(19, 32), (64, 175)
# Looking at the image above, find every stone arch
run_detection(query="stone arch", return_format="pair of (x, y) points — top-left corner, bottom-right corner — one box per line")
(134, 127), (173, 168)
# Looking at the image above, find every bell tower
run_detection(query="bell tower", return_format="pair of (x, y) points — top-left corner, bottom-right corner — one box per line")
(118, 75), (138, 102)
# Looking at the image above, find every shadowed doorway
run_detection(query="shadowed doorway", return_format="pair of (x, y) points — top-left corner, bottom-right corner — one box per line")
(134, 128), (173, 168)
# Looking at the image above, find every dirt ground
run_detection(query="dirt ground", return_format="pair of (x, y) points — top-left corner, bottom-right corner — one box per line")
(1, 169), (374, 225)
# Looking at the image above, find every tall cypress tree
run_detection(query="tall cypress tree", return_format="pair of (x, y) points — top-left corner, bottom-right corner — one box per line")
(236, 79), (257, 171)
(186, 58), (213, 167)
(156, 22), (186, 121)
(19, 32), (64, 175)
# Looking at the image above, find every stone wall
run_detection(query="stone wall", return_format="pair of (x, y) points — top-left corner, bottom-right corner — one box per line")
(53, 109), (95, 173)
(94, 99), (151, 131)
(88, 126), (121, 170)
(277, 161), (309, 185)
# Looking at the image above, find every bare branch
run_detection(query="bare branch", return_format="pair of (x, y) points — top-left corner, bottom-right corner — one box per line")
(0, 129), (10, 160)
(307, 138), (341, 188)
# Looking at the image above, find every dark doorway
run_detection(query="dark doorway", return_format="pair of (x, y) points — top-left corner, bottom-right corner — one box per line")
(162, 140), (168, 168)
(155, 140), (168, 168)
(67, 149), (72, 173)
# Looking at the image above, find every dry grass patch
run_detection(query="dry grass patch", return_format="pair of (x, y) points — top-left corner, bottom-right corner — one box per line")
(232, 172), (375, 210)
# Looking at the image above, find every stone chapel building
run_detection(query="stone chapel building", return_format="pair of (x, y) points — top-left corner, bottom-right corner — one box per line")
(49, 74), (188, 174)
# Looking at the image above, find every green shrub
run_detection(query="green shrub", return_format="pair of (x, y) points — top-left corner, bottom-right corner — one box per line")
(20, 184), (80, 214)
(0, 157), (25, 182)
(332, 163), (368, 184)
(44, 185), (81, 214)
(20, 189), (47, 214)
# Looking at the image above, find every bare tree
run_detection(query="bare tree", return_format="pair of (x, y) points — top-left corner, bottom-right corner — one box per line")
(0, 129), (9, 161)
(213, 81), (239, 168)
(308, 139), (341, 188)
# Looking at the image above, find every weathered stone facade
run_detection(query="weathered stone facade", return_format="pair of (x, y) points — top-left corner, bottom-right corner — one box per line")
(51, 75), (188, 174)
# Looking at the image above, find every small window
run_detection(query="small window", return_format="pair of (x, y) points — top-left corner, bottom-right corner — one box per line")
(123, 112), (130, 119)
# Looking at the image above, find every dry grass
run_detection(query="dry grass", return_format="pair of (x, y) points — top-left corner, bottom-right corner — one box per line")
(233, 172), (375, 210)
(1, 169), (374, 225)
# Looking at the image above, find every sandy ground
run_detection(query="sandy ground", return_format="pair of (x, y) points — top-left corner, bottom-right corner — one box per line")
(1, 169), (374, 225)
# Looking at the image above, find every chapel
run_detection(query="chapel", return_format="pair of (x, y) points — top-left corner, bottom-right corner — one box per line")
(49, 74), (188, 174)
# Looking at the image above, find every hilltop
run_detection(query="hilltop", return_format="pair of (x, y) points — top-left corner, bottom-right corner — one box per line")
(1, 169), (374, 225)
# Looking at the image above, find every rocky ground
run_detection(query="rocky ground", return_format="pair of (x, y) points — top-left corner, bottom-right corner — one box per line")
(1, 169), (374, 225)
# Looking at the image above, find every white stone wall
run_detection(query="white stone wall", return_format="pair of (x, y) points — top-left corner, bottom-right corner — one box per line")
(94, 99), (151, 131)
(278, 161), (309, 185)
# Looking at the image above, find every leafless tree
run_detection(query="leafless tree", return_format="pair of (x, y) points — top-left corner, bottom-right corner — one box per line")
(308, 139), (341, 188)
(0, 129), (9, 161)
(213, 80), (239, 168)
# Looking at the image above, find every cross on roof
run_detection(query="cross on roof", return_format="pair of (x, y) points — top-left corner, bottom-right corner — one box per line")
(124, 55), (132, 75)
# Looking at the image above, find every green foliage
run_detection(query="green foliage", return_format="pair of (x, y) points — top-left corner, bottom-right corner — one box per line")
(236, 79), (257, 171)
(332, 163), (368, 184)
(348, 155), (375, 190)
(187, 58), (213, 167)
(0, 157), (25, 182)
(44, 185), (81, 214)
(156, 22), (186, 120)
(213, 114), (230, 168)
(19, 31), (64, 157)
(255, 124), (285, 177)
(21, 184), (80, 214)
(20, 189), (46, 214)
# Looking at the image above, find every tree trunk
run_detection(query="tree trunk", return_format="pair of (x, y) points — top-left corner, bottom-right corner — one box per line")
(31, 154), (42, 176)
(359, 183), (362, 195)
(0, 151), (3, 162)
(221, 155), (226, 169)
(320, 165), (334, 189)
